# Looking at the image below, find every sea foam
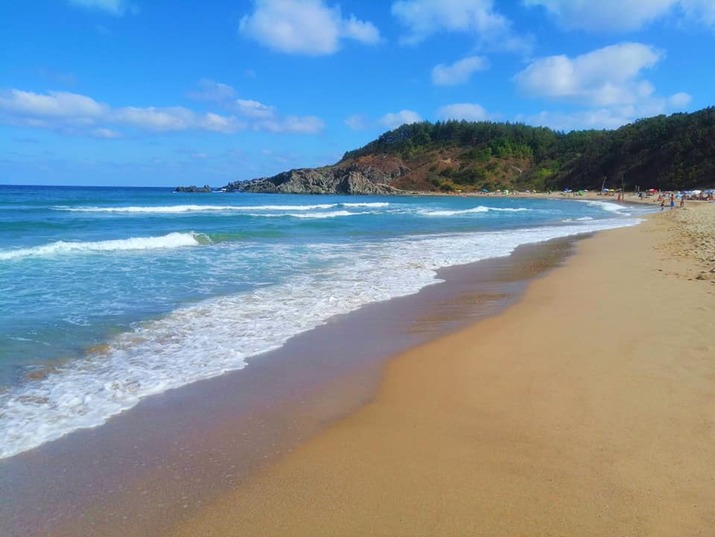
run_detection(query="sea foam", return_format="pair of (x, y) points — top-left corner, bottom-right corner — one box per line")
(420, 206), (530, 217)
(0, 232), (206, 261)
(54, 202), (389, 214)
(0, 217), (641, 459)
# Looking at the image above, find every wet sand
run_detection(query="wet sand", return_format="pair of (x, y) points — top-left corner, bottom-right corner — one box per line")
(171, 203), (715, 536)
(0, 232), (577, 536)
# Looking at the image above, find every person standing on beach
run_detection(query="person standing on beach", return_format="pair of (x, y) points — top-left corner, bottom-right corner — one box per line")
(660, 199), (665, 210)
(670, 195), (675, 210)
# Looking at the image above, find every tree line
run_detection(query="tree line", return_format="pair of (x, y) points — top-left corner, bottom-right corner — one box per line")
(343, 108), (715, 191)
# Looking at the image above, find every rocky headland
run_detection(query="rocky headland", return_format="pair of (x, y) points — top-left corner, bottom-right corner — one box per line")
(222, 109), (715, 195)
(222, 157), (410, 195)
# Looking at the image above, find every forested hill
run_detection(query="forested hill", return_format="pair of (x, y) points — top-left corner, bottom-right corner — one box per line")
(225, 108), (715, 194)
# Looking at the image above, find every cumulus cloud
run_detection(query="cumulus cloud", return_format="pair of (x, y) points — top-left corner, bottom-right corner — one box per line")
(436, 103), (489, 121)
(344, 114), (369, 130)
(514, 43), (664, 106)
(432, 56), (489, 86)
(239, 0), (380, 55)
(516, 94), (692, 131)
(392, 0), (528, 51)
(67, 0), (135, 16)
(91, 127), (122, 139)
(380, 110), (422, 129)
(188, 79), (324, 132)
(230, 99), (276, 119)
(254, 115), (325, 134)
(187, 79), (237, 102)
(668, 92), (692, 108)
(523, 0), (715, 32)
(0, 85), (325, 137)
(680, 0), (715, 27)
(0, 89), (107, 119)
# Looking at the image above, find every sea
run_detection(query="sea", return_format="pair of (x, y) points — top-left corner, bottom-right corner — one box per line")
(0, 185), (651, 460)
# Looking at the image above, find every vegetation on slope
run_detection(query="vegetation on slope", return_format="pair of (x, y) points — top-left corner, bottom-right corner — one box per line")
(342, 108), (715, 192)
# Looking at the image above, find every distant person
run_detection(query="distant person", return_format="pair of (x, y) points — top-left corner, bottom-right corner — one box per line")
(680, 196), (685, 208)
(660, 199), (665, 210)
(670, 195), (675, 210)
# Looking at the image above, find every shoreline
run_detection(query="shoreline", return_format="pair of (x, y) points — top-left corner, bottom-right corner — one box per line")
(171, 203), (715, 536)
(0, 229), (581, 536)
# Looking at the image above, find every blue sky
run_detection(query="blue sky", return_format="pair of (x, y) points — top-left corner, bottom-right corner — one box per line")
(2, 0), (714, 187)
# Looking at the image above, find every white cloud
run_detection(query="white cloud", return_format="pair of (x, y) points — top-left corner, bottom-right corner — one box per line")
(680, 0), (715, 27)
(254, 115), (325, 134)
(380, 110), (422, 129)
(437, 103), (489, 121)
(668, 92), (692, 108)
(91, 127), (121, 139)
(239, 0), (380, 55)
(523, 0), (715, 32)
(344, 114), (369, 130)
(187, 79), (237, 102)
(0, 89), (106, 119)
(517, 92), (692, 131)
(514, 43), (664, 106)
(231, 99), (276, 119)
(391, 0), (528, 51)
(0, 87), (325, 137)
(341, 15), (381, 43)
(432, 55), (489, 86)
(188, 79), (325, 132)
(67, 0), (134, 16)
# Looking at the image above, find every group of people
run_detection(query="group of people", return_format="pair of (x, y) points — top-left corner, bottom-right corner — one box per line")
(658, 193), (684, 210)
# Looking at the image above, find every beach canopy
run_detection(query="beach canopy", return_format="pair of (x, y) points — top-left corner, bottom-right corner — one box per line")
(648, 188), (657, 192)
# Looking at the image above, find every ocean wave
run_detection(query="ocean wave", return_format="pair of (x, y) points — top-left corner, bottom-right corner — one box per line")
(0, 232), (207, 261)
(0, 216), (642, 459)
(574, 200), (631, 215)
(420, 206), (530, 217)
(245, 210), (360, 219)
(55, 203), (350, 213)
(339, 202), (390, 208)
(288, 210), (357, 219)
(562, 216), (594, 222)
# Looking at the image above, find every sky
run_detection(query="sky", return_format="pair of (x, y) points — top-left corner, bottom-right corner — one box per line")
(1, 0), (714, 187)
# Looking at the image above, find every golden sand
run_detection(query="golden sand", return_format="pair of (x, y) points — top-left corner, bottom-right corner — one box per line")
(170, 203), (715, 537)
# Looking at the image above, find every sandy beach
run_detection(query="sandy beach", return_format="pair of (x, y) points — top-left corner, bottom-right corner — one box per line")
(170, 202), (715, 536)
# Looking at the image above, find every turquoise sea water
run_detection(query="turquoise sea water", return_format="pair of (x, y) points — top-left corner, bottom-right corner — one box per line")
(0, 185), (650, 458)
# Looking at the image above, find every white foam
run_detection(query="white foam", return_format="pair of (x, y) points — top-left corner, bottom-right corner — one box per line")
(420, 206), (529, 217)
(0, 232), (206, 261)
(288, 210), (356, 219)
(341, 202), (390, 208)
(562, 217), (594, 222)
(56, 203), (342, 213)
(0, 217), (642, 459)
(574, 199), (629, 214)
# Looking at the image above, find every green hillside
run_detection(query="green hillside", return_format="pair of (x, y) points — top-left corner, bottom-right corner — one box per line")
(342, 108), (715, 192)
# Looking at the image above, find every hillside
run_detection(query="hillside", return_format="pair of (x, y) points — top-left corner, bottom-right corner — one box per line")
(223, 108), (715, 194)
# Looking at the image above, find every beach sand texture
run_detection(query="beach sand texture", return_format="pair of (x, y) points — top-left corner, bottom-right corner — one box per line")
(170, 202), (715, 537)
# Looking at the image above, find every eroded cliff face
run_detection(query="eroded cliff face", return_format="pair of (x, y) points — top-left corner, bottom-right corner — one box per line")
(224, 158), (411, 195)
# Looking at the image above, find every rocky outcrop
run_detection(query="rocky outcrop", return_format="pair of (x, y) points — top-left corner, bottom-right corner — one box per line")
(223, 160), (409, 195)
(174, 185), (212, 193)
